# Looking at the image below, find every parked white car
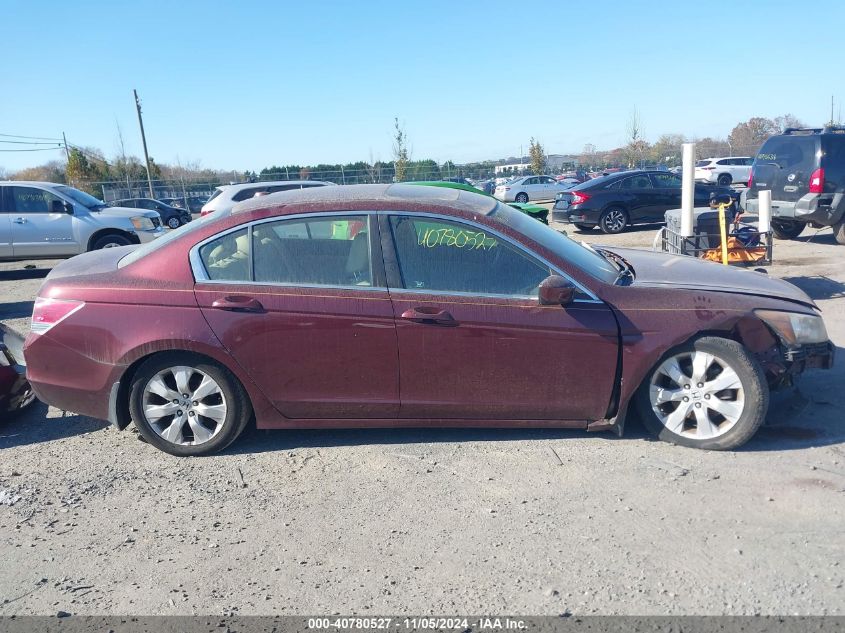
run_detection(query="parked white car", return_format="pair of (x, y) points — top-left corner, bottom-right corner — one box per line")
(694, 157), (753, 186)
(0, 181), (165, 260)
(493, 175), (572, 202)
(200, 180), (334, 216)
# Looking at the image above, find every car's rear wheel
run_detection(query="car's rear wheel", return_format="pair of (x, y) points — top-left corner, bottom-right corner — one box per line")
(771, 219), (805, 240)
(573, 223), (594, 231)
(599, 207), (628, 234)
(515, 192), (529, 203)
(129, 353), (252, 456)
(717, 173), (732, 186)
(167, 216), (182, 229)
(635, 336), (768, 450)
(833, 218), (845, 245)
(92, 233), (132, 250)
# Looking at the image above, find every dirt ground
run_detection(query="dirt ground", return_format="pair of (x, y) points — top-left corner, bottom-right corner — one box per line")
(0, 221), (843, 616)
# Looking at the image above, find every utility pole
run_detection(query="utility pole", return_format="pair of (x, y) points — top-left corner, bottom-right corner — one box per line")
(133, 89), (156, 199)
(62, 132), (71, 162)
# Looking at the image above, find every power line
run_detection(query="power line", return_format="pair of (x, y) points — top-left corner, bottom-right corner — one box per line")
(0, 147), (64, 152)
(0, 132), (63, 141)
(0, 139), (63, 146)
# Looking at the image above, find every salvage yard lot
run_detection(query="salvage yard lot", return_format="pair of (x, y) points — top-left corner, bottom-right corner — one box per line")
(0, 222), (843, 615)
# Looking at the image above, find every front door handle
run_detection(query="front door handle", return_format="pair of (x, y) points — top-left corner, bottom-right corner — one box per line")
(13, 218), (26, 224)
(211, 295), (264, 313)
(400, 307), (457, 326)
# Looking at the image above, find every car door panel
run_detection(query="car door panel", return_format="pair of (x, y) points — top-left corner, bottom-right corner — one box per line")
(194, 215), (400, 420)
(197, 284), (399, 419)
(9, 186), (78, 257)
(383, 214), (619, 421)
(390, 292), (618, 420)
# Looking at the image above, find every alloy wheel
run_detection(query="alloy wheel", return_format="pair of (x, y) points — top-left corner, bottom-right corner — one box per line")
(141, 365), (228, 446)
(602, 208), (626, 233)
(167, 217), (181, 229)
(649, 350), (744, 440)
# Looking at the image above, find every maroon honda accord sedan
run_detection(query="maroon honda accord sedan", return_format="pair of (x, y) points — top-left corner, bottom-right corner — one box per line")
(23, 184), (833, 455)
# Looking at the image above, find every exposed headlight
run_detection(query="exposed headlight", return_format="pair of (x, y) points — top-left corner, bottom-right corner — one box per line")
(755, 310), (829, 345)
(131, 216), (155, 231)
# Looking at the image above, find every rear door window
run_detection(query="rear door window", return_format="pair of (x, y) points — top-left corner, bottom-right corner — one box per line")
(619, 175), (652, 189)
(756, 136), (818, 172)
(253, 215), (371, 286)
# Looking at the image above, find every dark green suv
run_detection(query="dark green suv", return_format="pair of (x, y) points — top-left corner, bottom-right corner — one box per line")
(744, 126), (845, 244)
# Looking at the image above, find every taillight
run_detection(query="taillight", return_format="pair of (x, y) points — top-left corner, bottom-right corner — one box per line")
(200, 209), (210, 216)
(31, 298), (84, 335)
(809, 168), (824, 194)
(571, 191), (591, 206)
(747, 168), (754, 189)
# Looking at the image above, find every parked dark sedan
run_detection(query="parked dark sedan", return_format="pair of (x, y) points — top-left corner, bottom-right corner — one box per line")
(24, 185), (832, 456)
(553, 170), (735, 234)
(110, 198), (192, 229)
(1, 324), (35, 416)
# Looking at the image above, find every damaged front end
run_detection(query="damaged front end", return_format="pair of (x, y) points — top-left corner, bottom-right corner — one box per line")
(737, 312), (835, 390)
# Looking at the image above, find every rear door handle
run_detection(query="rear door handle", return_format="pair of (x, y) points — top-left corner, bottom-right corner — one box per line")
(400, 307), (457, 326)
(211, 295), (264, 313)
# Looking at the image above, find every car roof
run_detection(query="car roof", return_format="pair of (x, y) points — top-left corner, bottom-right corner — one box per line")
(0, 180), (67, 187)
(217, 180), (333, 193)
(232, 183), (498, 216)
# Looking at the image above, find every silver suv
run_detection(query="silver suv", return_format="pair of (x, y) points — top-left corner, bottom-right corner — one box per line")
(0, 181), (165, 260)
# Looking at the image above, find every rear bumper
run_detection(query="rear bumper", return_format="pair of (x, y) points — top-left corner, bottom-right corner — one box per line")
(744, 193), (843, 225)
(552, 204), (598, 225)
(24, 331), (122, 421)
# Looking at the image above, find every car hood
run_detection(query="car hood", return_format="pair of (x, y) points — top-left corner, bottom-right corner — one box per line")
(97, 206), (159, 219)
(602, 246), (815, 308)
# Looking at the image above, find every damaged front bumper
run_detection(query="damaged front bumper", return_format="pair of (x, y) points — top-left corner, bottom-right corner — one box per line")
(768, 340), (835, 388)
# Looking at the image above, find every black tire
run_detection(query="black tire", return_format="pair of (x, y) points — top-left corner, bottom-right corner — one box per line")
(91, 233), (133, 250)
(166, 216), (182, 229)
(717, 173), (732, 186)
(573, 223), (594, 231)
(515, 192), (529, 203)
(635, 336), (768, 450)
(770, 219), (805, 240)
(598, 207), (628, 234)
(832, 218), (845, 245)
(129, 352), (252, 456)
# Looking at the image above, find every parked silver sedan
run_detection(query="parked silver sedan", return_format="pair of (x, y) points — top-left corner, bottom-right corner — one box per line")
(494, 175), (574, 202)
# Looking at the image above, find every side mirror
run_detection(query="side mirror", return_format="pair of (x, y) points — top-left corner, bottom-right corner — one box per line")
(538, 275), (576, 307)
(62, 201), (74, 215)
(51, 200), (67, 214)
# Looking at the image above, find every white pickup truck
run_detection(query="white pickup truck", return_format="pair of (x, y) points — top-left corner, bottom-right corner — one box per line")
(0, 181), (165, 260)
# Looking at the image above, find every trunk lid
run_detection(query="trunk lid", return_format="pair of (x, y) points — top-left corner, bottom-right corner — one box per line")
(45, 245), (138, 281)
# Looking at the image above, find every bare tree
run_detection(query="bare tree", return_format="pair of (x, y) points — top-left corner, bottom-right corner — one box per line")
(624, 107), (650, 167)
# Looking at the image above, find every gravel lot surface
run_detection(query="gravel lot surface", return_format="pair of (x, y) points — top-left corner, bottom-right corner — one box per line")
(1, 221), (843, 616)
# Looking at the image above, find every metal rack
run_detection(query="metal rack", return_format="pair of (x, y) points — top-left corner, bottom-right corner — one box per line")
(657, 225), (773, 266)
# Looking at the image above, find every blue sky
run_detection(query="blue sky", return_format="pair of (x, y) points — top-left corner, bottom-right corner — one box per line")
(2, 0), (843, 172)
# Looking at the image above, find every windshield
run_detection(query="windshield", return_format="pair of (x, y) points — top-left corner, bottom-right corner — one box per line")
(488, 202), (618, 284)
(118, 212), (218, 268)
(55, 185), (107, 209)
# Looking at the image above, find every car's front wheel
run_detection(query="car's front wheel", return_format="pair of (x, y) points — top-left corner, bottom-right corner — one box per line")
(92, 233), (132, 250)
(635, 336), (768, 450)
(129, 353), (252, 456)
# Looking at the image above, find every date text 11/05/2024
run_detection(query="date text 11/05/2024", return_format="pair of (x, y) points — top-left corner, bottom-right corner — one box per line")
(307, 618), (527, 630)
